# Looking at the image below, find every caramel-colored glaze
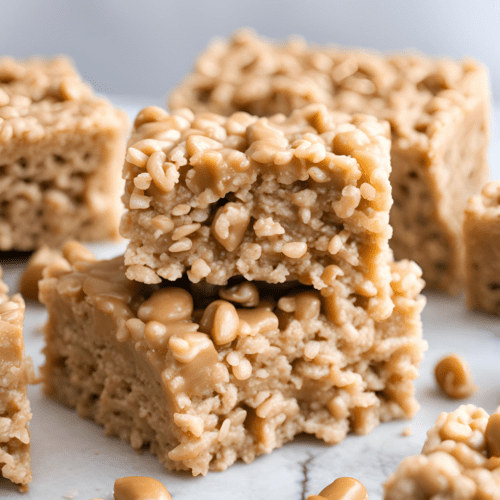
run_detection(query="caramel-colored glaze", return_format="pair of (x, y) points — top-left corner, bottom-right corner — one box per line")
(114, 476), (172, 500)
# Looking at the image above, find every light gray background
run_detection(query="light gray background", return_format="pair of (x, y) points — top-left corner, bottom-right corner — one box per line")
(1, 0), (499, 99)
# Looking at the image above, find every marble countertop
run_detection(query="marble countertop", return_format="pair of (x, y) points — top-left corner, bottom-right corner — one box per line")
(1, 98), (499, 500)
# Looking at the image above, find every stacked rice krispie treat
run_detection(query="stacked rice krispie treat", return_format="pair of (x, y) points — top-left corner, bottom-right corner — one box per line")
(170, 30), (490, 293)
(0, 265), (32, 490)
(40, 102), (427, 475)
(0, 56), (129, 251)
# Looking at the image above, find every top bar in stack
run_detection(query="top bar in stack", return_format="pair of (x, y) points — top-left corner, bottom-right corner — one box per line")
(0, 57), (129, 250)
(170, 30), (490, 293)
(120, 103), (395, 321)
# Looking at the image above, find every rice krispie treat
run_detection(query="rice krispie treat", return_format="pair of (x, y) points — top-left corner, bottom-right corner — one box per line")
(0, 266), (32, 489)
(40, 244), (426, 476)
(464, 181), (500, 316)
(0, 56), (129, 251)
(121, 103), (396, 322)
(170, 30), (490, 293)
(384, 405), (500, 500)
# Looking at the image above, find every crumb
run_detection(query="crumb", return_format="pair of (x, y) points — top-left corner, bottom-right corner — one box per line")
(402, 426), (412, 437)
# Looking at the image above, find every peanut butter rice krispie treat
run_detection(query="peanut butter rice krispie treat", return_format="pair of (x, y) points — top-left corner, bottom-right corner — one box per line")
(120, 103), (396, 322)
(384, 405), (500, 500)
(464, 181), (500, 316)
(170, 30), (491, 293)
(0, 266), (32, 489)
(0, 56), (129, 250)
(40, 243), (426, 476)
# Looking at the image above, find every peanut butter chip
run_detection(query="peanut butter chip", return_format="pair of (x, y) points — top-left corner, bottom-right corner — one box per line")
(485, 413), (500, 457)
(315, 477), (368, 500)
(114, 476), (172, 500)
(137, 288), (193, 324)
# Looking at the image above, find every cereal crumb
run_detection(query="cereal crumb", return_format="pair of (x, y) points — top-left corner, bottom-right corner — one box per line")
(402, 426), (412, 437)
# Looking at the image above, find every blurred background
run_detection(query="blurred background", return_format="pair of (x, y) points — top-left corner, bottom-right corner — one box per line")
(1, 0), (499, 100)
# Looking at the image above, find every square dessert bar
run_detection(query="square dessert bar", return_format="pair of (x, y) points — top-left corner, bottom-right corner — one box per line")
(464, 181), (500, 316)
(40, 244), (426, 476)
(0, 56), (129, 251)
(384, 405), (500, 499)
(121, 103), (396, 322)
(0, 266), (32, 489)
(170, 30), (491, 293)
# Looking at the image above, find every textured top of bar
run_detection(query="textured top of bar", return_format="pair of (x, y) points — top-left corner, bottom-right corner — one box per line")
(170, 29), (488, 152)
(465, 180), (500, 219)
(121, 103), (394, 320)
(0, 56), (129, 144)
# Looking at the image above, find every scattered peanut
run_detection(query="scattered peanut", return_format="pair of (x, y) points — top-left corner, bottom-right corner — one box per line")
(113, 476), (172, 500)
(308, 477), (368, 500)
(434, 354), (477, 399)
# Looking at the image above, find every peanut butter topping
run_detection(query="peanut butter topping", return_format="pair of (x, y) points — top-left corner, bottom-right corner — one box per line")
(137, 288), (193, 324)
(113, 476), (172, 500)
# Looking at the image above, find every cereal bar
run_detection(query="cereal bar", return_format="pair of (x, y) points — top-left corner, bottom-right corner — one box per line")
(384, 405), (500, 500)
(464, 181), (500, 316)
(0, 57), (129, 250)
(120, 103), (396, 321)
(40, 244), (426, 476)
(0, 265), (32, 489)
(170, 30), (490, 293)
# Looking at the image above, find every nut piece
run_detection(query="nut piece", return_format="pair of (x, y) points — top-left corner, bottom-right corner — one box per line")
(113, 476), (172, 500)
(62, 240), (97, 265)
(485, 413), (500, 457)
(308, 477), (368, 500)
(199, 300), (239, 345)
(137, 288), (193, 325)
(211, 202), (250, 252)
(219, 282), (259, 307)
(434, 354), (477, 399)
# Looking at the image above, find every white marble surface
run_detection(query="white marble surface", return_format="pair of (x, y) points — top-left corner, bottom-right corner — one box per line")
(1, 98), (499, 500)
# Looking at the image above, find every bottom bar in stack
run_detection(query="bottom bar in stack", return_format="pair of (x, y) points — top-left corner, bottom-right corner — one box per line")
(0, 266), (32, 490)
(40, 245), (426, 476)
